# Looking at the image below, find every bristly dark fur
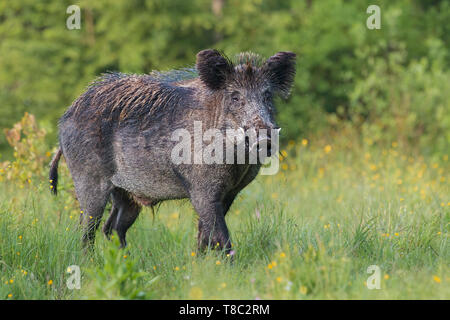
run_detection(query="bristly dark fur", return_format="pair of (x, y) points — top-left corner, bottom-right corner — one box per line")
(195, 50), (296, 97)
(64, 50), (295, 129)
(261, 52), (297, 98)
(49, 148), (62, 195)
(62, 71), (197, 130)
(196, 49), (234, 90)
(52, 49), (296, 250)
(150, 67), (198, 83)
(234, 52), (266, 67)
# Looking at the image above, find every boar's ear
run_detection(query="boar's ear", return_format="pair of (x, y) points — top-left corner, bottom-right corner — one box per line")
(196, 49), (233, 90)
(263, 51), (296, 98)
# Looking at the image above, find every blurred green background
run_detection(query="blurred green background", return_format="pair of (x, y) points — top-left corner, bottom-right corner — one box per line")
(0, 0), (449, 158)
(0, 1), (449, 300)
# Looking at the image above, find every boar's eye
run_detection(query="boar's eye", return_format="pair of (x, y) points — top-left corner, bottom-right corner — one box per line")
(231, 91), (241, 103)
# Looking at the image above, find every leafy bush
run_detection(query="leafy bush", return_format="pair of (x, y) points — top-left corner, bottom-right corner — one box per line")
(0, 112), (50, 185)
(348, 39), (450, 155)
(0, 0), (449, 155)
(87, 238), (158, 299)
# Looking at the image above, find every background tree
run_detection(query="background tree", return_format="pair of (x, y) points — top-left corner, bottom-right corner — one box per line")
(0, 0), (448, 157)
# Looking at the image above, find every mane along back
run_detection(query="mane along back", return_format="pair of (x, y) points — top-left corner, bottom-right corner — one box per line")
(63, 70), (198, 127)
(61, 51), (280, 127)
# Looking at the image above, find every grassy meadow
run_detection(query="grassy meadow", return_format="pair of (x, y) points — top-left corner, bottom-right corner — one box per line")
(1, 0), (449, 301)
(0, 117), (448, 300)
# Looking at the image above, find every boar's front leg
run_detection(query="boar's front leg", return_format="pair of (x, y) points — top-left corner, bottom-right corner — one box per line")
(190, 191), (232, 253)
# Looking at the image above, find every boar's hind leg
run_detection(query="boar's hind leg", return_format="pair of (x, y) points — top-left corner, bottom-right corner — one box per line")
(190, 191), (231, 253)
(104, 187), (141, 248)
(77, 180), (113, 248)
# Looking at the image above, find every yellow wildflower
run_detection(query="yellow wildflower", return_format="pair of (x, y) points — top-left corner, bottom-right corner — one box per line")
(300, 286), (308, 295)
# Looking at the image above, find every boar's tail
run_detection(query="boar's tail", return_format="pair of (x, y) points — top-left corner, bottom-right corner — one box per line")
(49, 148), (62, 196)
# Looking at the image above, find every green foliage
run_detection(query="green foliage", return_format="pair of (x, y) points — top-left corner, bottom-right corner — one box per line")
(0, 113), (50, 185)
(0, 0), (449, 157)
(86, 238), (158, 299)
(0, 1), (449, 300)
(0, 130), (448, 299)
(349, 39), (450, 154)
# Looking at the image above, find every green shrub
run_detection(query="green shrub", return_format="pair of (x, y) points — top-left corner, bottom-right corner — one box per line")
(348, 39), (450, 155)
(0, 0), (449, 154)
(0, 112), (50, 185)
(86, 238), (158, 299)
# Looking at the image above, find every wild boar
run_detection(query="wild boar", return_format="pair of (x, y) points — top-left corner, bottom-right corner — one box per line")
(49, 49), (296, 252)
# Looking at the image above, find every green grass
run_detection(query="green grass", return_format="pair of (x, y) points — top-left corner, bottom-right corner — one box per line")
(0, 138), (448, 299)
